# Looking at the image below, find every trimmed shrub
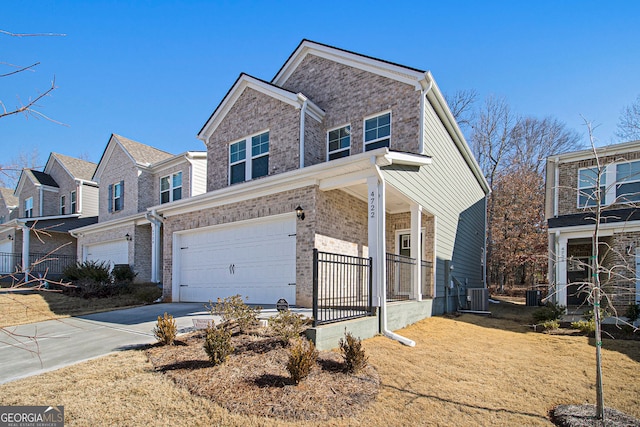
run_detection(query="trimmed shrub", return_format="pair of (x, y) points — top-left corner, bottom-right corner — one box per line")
(153, 312), (177, 345)
(112, 264), (137, 283)
(624, 303), (640, 322)
(209, 295), (262, 334)
(64, 278), (129, 298)
(532, 303), (566, 323)
(542, 319), (560, 332)
(339, 331), (368, 373)
(571, 319), (596, 334)
(286, 338), (318, 384)
(204, 325), (234, 366)
(63, 260), (111, 283)
(269, 310), (307, 345)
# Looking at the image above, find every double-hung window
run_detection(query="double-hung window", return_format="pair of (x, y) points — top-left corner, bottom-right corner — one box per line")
(364, 112), (391, 151)
(578, 167), (606, 208)
(71, 191), (77, 214)
(327, 125), (351, 160)
(160, 171), (183, 204)
(24, 197), (33, 218)
(60, 195), (66, 215)
(229, 131), (269, 184)
(108, 181), (124, 212)
(616, 160), (640, 203)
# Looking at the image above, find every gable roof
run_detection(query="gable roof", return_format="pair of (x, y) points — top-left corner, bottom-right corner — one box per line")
(93, 134), (175, 180)
(197, 73), (325, 140)
(45, 152), (98, 182)
(0, 187), (18, 208)
(27, 170), (59, 187)
(272, 39), (431, 90)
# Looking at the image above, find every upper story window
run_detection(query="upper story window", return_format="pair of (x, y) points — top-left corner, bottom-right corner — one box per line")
(578, 167), (605, 208)
(24, 197), (33, 218)
(60, 195), (66, 215)
(160, 171), (183, 204)
(616, 160), (640, 203)
(71, 191), (77, 214)
(108, 181), (124, 212)
(364, 112), (391, 151)
(229, 131), (269, 185)
(327, 125), (351, 160)
(0, 216), (4, 224)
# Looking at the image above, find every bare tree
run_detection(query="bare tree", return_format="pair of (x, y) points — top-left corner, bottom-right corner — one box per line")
(616, 94), (640, 141)
(0, 148), (42, 188)
(445, 89), (478, 133)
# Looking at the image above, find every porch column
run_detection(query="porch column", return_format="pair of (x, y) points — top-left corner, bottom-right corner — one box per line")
(20, 222), (30, 282)
(367, 176), (386, 307)
(556, 233), (568, 307)
(410, 203), (422, 300)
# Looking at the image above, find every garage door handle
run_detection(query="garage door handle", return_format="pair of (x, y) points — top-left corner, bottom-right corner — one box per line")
(288, 283), (296, 286)
(180, 285), (188, 287)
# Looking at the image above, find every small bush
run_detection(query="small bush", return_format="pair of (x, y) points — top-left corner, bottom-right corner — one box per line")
(624, 303), (640, 322)
(63, 278), (129, 298)
(209, 295), (262, 334)
(286, 338), (318, 384)
(204, 325), (234, 366)
(541, 320), (560, 332)
(153, 312), (177, 345)
(130, 282), (163, 303)
(112, 264), (137, 283)
(269, 310), (307, 345)
(339, 330), (368, 374)
(571, 319), (596, 334)
(532, 303), (566, 323)
(63, 260), (111, 283)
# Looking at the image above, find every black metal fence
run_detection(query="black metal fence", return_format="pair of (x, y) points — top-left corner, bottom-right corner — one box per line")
(386, 253), (414, 301)
(312, 249), (373, 326)
(0, 252), (76, 277)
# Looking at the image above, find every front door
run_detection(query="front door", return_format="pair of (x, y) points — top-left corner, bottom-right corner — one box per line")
(566, 257), (590, 306)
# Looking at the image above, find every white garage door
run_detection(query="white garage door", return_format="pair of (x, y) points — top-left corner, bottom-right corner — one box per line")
(85, 240), (128, 268)
(175, 215), (296, 305)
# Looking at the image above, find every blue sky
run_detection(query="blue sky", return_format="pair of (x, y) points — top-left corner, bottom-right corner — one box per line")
(1, 0), (639, 171)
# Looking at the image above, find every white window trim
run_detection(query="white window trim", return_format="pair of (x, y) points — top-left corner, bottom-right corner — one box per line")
(160, 171), (183, 204)
(615, 160), (640, 205)
(113, 182), (123, 212)
(71, 191), (77, 214)
(60, 195), (66, 215)
(228, 130), (270, 185)
(327, 124), (351, 161)
(363, 110), (392, 152)
(24, 197), (33, 218)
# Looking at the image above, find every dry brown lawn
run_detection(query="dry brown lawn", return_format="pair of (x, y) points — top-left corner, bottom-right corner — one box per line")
(0, 285), (161, 327)
(1, 308), (639, 426)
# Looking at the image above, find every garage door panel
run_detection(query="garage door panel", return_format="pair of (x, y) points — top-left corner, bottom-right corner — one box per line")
(176, 216), (296, 305)
(85, 240), (128, 267)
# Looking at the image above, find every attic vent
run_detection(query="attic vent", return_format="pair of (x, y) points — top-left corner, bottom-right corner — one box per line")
(467, 288), (489, 311)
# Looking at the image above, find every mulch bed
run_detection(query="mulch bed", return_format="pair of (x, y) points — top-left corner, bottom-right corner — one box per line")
(551, 404), (640, 427)
(146, 329), (380, 421)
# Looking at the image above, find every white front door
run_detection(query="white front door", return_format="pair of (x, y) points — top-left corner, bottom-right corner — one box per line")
(0, 240), (14, 274)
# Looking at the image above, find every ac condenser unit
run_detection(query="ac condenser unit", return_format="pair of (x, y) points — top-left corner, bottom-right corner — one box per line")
(467, 288), (489, 311)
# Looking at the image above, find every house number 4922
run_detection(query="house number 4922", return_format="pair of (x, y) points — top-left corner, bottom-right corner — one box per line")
(370, 191), (375, 218)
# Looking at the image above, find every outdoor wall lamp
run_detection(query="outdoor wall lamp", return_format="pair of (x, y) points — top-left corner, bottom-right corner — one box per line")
(626, 244), (634, 255)
(125, 233), (132, 241)
(7, 235), (12, 240)
(295, 205), (305, 221)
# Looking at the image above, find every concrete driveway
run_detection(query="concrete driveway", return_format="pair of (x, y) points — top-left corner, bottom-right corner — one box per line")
(0, 303), (217, 384)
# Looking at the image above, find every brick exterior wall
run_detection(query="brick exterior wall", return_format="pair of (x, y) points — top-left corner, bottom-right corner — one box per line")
(280, 54), (421, 156)
(153, 162), (193, 206)
(386, 212), (435, 262)
(17, 179), (39, 218)
(557, 151), (640, 216)
(47, 160), (77, 216)
(98, 144), (141, 220)
(206, 88), (300, 191)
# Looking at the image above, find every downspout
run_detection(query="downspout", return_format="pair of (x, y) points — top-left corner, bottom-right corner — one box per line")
(483, 195), (488, 288)
(145, 209), (164, 283)
(297, 94), (308, 169)
(553, 157), (559, 217)
(418, 75), (434, 154)
(75, 179), (84, 214)
(38, 186), (44, 217)
(373, 162), (416, 347)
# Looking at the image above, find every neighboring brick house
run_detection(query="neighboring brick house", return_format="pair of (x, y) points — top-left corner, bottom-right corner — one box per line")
(153, 40), (490, 345)
(71, 134), (206, 283)
(546, 140), (640, 312)
(0, 153), (99, 278)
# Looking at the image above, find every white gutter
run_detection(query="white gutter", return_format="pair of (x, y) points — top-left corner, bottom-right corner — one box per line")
(298, 94), (308, 169)
(553, 157), (560, 217)
(39, 187), (44, 217)
(373, 162), (416, 347)
(145, 209), (164, 283)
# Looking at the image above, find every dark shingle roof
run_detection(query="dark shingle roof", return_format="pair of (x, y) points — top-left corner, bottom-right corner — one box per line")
(51, 153), (97, 181)
(112, 134), (174, 165)
(547, 208), (640, 229)
(27, 216), (98, 233)
(28, 170), (59, 187)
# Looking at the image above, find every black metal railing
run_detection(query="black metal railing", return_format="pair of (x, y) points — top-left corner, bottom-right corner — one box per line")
(0, 252), (76, 277)
(386, 253), (415, 301)
(312, 249), (373, 326)
(421, 260), (434, 298)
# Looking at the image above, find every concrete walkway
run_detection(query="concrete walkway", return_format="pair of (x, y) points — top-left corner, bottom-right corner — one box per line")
(0, 303), (217, 384)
